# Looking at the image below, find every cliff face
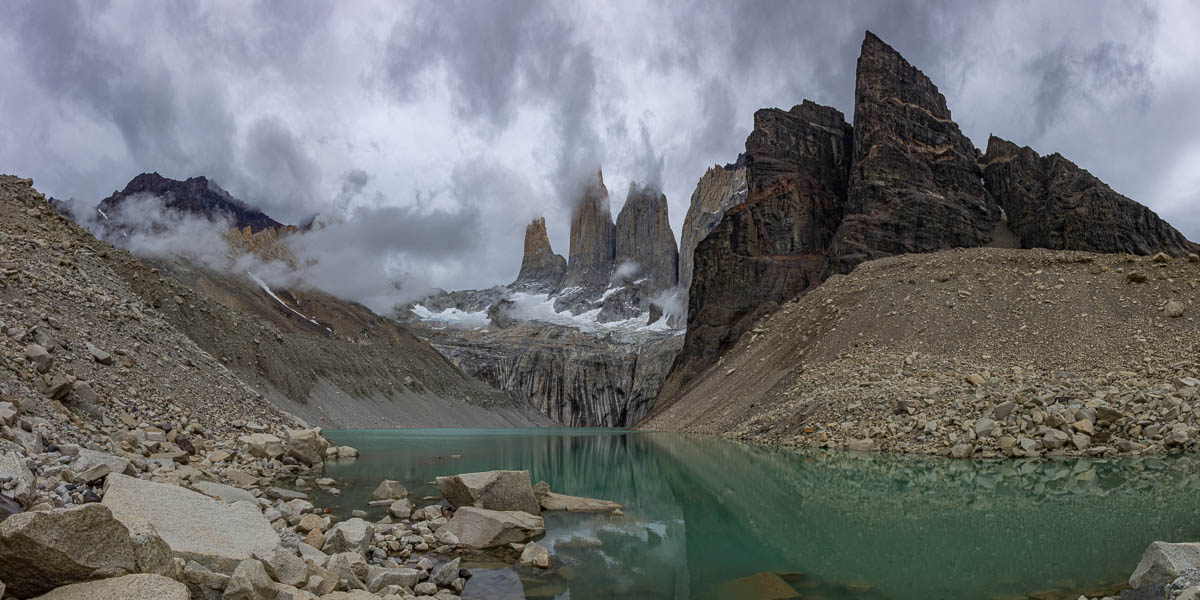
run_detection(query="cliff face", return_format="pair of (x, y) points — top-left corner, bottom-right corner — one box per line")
(512, 217), (567, 291)
(614, 183), (679, 295)
(658, 30), (1196, 415)
(561, 171), (616, 291)
(828, 31), (1001, 274)
(98, 172), (285, 233)
(677, 161), (747, 312)
(667, 101), (853, 390)
(982, 135), (1195, 257)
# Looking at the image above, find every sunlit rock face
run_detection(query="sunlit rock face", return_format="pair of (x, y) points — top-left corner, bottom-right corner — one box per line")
(512, 217), (567, 292)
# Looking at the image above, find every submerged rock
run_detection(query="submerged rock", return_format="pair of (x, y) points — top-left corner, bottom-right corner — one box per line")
(440, 507), (545, 549)
(539, 491), (623, 513)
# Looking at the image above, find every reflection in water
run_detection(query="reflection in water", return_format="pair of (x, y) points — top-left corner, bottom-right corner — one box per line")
(319, 429), (1200, 600)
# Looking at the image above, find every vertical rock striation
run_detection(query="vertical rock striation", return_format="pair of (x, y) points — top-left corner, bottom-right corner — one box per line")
(512, 217), (568, 291)
(561, 171), (616, 292)
(613, 183), (679, 295)
(667, 101), (852, 390)
(828, 31), (1001, 275)
(982, 135), (1195, 257)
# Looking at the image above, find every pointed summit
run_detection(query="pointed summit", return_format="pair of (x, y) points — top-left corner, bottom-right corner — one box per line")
(512, 216), (567, 290)
(828, 31), (1000, 273)
(561, 169), (616, 290)
(614, 183), (678, 294)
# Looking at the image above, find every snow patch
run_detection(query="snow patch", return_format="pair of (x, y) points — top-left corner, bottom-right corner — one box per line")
(247, 270), (329, 331)
(409, 304), (491, 329)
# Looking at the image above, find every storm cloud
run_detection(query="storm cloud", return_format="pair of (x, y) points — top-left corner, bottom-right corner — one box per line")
(1, 0), (1197, 298)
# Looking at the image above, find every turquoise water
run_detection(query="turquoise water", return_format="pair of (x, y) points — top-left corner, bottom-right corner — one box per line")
(317, 428), (1200, 600)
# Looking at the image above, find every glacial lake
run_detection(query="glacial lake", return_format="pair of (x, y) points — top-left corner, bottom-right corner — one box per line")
(317, 428), (1200, 599)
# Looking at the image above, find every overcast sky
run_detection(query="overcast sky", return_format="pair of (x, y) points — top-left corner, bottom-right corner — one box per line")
(1, 0), (1197, 292)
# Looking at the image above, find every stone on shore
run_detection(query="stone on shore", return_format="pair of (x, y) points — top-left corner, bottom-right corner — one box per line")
(0, 451), (35, 506)
(284, 428), (329, 466)
(254, 545), (308, 587)
(440, 506), (545, 549)
(519, 542), (550, 568)
(366, 565), (422, 592)
(192, 481), (256, 504)
(539, 491), (623, 513)
(30, 574), (188, 600)
(102, 473), (279, 574)
(436, 470), (540, 515)
(1130, 542), (1200, 588)
(322, 518), (375, 556)
(239, 433), (284, 459)
(370, 479), (408, 500)
(0, 504), (137, 597)
(389, 498), (412, 519)
(433, 557), (462, 585)
(223, 558), (275, 600)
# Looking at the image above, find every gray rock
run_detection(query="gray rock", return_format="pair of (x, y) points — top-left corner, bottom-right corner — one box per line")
(539, 492), (622, 513)
(371, 479), (408, 500)
(126, 521), (177, 578)
(222, 558), (274, 600)
(432, 557), (461, 586)
(30, 573), (188, 600)
(1043, 429), (1071, 449)
(85, 342), (113, 365)
(439, 507), (545, 549)
(283, 428), (329, 466)
(389, 498), (412, 519)
(366, 565), (422, 592)
(322, 518), (374, 556)
(435, 470), (540, 515)
(238, 434), (284, 459)
(519, 542), (550, 568)
(253, 545), (307, 587)
(1131, 542), (1200, 588)
(102, 473), (279, 574)
(24, 344), (52, 373)
(0, 504), (137, 597)
(994, 401), (1018, 420)
(267, 486), (307, 501)
(0, 451), (35, 506)
(192, 481), (256, 504)
(415, 581), (438, 595)
(74, 448), (133, 477)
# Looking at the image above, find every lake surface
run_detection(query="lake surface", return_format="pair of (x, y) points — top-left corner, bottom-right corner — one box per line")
(318, 428), (1200, 600)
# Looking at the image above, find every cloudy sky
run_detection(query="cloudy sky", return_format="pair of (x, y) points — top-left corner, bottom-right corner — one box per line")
(1, 0), (1197, 293)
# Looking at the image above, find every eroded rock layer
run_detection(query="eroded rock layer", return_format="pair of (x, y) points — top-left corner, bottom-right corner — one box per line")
(983, 135), (1196, 257)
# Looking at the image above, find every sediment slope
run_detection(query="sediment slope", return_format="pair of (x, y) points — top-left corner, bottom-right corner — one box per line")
(642, 247), (1200, 458)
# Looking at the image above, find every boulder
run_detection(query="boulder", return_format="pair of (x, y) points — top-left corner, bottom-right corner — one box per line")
(85, 342), (113, 365)
(181, 559), (230, 600)
(24, 344), (52, 373)
(540, 491), (623, 513)
(388, 498), (412, 519)
(1130, 542), (1200, 588)
(238, 434), (284, 459)
(192, 481), (256, 504)
(436, 470), (540, 515)
(366, 565), (422, 592)
(322, 518), (374, 556)
(127, 521), (177, 578)
(439, 507), (545, 549)
(223, 558), (274, 600)
(254, 545), (308, 587)
(284, 428), (329, 466)
(519, 542), (550, 568)
(0, 451), (35, 506)
(326, 552), (368, 590)
(370, 479), (408, 500)
(30, 574), (188, 600)
(0, 504), (137, 597)
(432, 557), (461, 585)
(102, 473), (279, 574)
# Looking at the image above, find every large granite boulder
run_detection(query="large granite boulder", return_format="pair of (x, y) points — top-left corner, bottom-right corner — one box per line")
(369, 479), (408, 501)
(30, 574), (188, 600)
(102, 473), (279, 574)
(830, 31), (1001, 274)
(238, 433), (284, 459)
(440, 507), (545, 549)
(1130, 542), (1200, 588)
(512, 217), (568, 291)
(284, 428), (329, 466)
(436, 470), (540, 514)
(983, 135), (1195, 257)
(0, 504), (137, 597)
(561, 170), (616, 292)
(614, 183), (679, 295)
(321, 518), (375, 556)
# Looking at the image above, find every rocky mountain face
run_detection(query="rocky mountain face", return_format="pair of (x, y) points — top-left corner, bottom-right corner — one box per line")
(97, 172), (286, 234)
(658, 30), (1196, 408)
(561, 172), (616, 292)
(614, 183), (679, 295)
(676, 160), (747, 315)
(512, 217), (567, 291)
(982, 135), (1196, 257)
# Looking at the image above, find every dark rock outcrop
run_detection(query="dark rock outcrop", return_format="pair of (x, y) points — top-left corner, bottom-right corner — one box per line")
(512, 217), (567, 291)
(613, 183), (679, 295)
(983, 135), (1195, 257)
(666, 101), (853, 390)
(98, 173), (285, 234)
(561, 171), (616, 292)
(828, 31), (1001, 274)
